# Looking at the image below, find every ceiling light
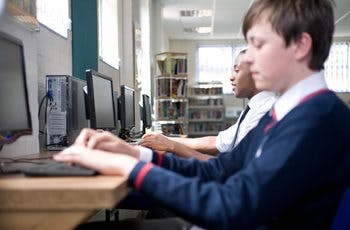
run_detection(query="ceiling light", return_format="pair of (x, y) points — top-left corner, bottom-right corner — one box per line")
(195, 27), (212, 34)
(183, 27), (212, 34)
(180, 9), (212, 17)
(183, 28), (196, 33)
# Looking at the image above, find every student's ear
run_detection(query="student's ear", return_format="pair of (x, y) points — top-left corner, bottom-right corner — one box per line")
(294, 32), (312, 61)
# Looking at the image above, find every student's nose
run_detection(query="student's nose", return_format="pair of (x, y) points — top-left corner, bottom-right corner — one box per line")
(244, 47), (253, 64)
(230, 72), (236, 82)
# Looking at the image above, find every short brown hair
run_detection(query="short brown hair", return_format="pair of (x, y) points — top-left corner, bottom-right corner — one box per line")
(242, 0), (335, 70)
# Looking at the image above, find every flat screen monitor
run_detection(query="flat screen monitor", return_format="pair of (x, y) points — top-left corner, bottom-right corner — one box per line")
(142, 94), (152, 131)
(119, 85), (135, 137)
(113, 90), (120, 134)
(0, 32), (32, 146)
(85, 69), (116, 131)
(70, 76), (89, 141)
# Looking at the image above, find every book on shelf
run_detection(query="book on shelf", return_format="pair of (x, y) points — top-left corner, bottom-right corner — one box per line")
(189, 97), (224, 106)
(157, 100), (187, 120)
(189, 109), (223, 120)
(189, 86), (223, 96)
(173, 78), (186, 98)
(175, 58), (187, 74)
(156, 78), (187, 98)
(188, 122), (223, 134)
(156, 78), (171, 97)
(157, 58), (187, 75)
(161, 123), (186, 135)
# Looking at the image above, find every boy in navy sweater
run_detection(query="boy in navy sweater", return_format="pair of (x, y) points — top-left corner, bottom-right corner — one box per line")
(55, 0), (350, 229)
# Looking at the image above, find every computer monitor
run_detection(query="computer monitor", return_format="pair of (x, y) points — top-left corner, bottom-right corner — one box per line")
(118, 85), (135, 139)
(70, 76), (89, 141)
(113, 90), (120, 134)
(142, 94), (152, 133)
(0, 31), (32, 147)
(85, 69), (116, 131)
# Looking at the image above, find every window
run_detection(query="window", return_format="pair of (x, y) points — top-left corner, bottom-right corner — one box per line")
(36, 0), (70, 38)
(98, 0), (119, 69)
(324, 42), (350, 92)
(197, 45), (245, 94)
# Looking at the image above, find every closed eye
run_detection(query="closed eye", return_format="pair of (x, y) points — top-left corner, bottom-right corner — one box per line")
(248, 36), (264, 49)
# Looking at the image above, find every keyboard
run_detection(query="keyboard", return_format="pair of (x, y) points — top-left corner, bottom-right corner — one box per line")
(22, 162), (97, 177)
(126, 138), (141, 146)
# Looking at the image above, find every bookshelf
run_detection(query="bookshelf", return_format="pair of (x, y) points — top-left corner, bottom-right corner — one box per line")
(154, 52), (188, 135)
(188, 83), (224, 137)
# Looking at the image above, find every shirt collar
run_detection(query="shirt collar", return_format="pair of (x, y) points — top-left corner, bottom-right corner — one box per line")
(248, 91), (276, 109)
(273, 71), (328, 121)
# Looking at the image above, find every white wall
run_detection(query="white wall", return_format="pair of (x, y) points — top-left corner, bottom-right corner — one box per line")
(120, 0), (135, 88)
(139, 0), (151, 97)
(150, 0), (169, 55)
(98, 61), (120, 92)
(0, 14), (40, 156)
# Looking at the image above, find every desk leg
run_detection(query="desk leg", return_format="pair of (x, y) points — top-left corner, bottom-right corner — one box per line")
(0, 211), (93, 230)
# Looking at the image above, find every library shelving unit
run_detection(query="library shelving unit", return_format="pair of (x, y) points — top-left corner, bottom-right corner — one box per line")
(188, 82), (224, 137)
(154, 52), (188, 135)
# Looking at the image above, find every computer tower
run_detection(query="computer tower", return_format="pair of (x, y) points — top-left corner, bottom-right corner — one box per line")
(46, 75), (88, 150)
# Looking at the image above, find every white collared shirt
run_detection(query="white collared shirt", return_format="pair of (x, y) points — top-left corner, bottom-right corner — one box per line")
(273, 71), (327, 122)
(216, 91), (277, 152)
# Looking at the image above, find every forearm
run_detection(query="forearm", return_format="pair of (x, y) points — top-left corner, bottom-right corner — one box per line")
(140, 147), (239, 180)
(171, 136), (219, 155)
(128, 159), (259, 229)
(170, 141), (214, 161)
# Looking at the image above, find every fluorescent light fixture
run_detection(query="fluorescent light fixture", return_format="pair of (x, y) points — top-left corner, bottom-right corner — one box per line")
(197, 9), (212, 17)
(180, 9), (212, 17)
(183, 26), (212, 34)
(196, 27), (212, 33)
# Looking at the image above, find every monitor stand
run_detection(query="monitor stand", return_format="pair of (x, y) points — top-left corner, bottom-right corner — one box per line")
(119, 128), (130, 140)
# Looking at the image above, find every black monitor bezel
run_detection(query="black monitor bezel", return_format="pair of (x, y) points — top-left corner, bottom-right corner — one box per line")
(85, 69), (117, 131)
(119, 85), (135, 131)
(142, 94), (152, 129)
(0, 31), (32, 145)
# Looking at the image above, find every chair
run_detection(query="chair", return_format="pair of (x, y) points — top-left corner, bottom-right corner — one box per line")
(332, 187), (350, 230)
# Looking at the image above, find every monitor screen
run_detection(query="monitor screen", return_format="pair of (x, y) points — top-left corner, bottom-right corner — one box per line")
(119, 85), (135, 132)
(142, 94), (152, 129)
(85, 69), (116, 130)
(0, 32), (32, 145)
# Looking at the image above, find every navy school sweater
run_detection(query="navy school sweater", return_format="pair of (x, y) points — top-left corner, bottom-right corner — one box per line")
(129, 91), (350, 229)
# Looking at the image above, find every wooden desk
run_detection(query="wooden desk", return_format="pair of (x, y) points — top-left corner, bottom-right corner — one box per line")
(0, 174), (128, 230)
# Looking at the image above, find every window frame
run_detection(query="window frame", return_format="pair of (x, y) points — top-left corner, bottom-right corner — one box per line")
(196, 44), (246, 94)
